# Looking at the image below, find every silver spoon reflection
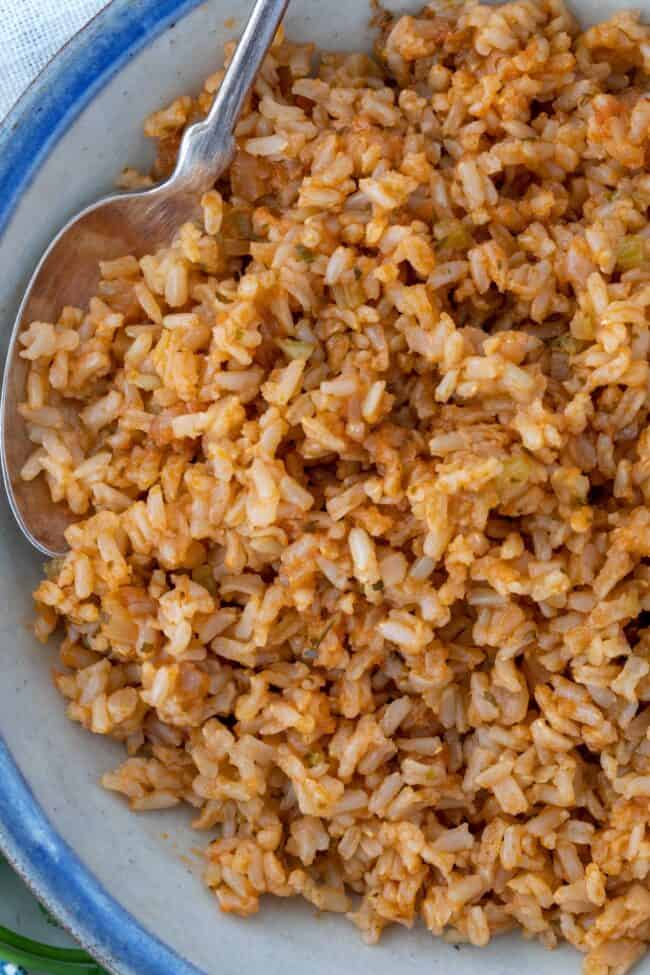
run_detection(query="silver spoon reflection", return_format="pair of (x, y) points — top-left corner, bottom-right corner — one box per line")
(0, 0), (289, 557)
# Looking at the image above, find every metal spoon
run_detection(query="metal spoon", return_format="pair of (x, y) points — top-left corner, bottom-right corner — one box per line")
(0, 0), (289, 558)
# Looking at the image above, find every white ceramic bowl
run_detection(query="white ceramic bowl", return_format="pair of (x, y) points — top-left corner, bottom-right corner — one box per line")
(0, 1), (647, 972)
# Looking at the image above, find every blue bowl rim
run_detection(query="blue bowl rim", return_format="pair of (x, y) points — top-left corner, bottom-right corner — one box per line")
(0, 2), (208, 973)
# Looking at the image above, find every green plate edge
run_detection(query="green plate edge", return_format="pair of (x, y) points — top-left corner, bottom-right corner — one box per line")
(0, 924), (106, 973)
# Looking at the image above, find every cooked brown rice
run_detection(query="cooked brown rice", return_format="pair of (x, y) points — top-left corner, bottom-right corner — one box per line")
(19, 1), (650, 971)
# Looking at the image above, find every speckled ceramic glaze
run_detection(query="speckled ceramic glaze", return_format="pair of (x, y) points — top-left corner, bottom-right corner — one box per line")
(0, 0), (648, 973)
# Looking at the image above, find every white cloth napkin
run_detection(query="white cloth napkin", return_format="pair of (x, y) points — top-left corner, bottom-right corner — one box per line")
(0, 0), (107, 119)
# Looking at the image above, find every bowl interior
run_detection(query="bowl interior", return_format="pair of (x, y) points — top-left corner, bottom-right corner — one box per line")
(0, 0), (647, 972)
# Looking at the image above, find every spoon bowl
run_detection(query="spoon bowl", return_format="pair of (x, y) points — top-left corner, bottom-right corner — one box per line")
(0, 0), (288, 558)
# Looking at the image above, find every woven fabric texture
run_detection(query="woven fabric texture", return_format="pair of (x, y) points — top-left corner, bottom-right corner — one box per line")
(0, 0), (106, 118)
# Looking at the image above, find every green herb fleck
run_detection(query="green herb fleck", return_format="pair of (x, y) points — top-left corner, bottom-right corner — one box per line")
(295, 244), (316, 263)
(617, 235), (646, 271)
(305, 614), (339, 658)
(192, 564), (218, 596)
(435, 219), (473, 257)
(44, 557), (66, 580)
(305, 751), (324, 768)
(353, 267), (362, 280)
(276, 338), (315, 360)
(550, 333), (580, 356)
(372, 580), (385, 591)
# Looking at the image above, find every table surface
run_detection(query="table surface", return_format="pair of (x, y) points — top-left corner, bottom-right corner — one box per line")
(0, 0), (106, 119)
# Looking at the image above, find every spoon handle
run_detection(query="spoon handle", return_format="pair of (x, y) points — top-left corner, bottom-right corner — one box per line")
(210, 0), (291, 133)
(171, 0), (290, 192)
